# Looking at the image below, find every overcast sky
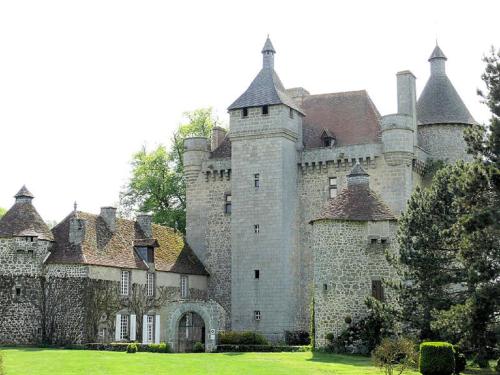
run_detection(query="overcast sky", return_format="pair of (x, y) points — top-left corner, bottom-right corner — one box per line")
(0, 0), (498, 223)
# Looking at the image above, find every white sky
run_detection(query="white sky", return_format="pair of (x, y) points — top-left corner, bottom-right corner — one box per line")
(0, 0), (498, 223)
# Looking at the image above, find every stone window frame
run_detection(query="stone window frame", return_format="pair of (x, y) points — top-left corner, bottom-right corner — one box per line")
(371, 279), (385, 302)
(328, 177), (338, 199)
(254, 310), (261, 321)
(224, 193), (232, 215)
(180, 275), (189, 299)
(120, 270), (131, 296)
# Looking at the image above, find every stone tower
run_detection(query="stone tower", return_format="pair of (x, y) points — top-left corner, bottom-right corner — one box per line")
(227, 37), (304, 340)
(417, 44), (476, 163)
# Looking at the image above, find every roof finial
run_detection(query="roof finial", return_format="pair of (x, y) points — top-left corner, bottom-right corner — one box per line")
(73, 201), (77, 213)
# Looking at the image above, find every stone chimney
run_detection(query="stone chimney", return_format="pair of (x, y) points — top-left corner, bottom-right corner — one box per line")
(211, 126), (227, 151)
(100, 207), (117, 232)
(69, 217), (85, 245)
(136, 213), (152, 238)
(396, 70), (417, 144)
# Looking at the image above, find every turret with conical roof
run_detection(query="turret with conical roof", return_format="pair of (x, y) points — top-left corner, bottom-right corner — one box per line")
(417, 44), (475, 163)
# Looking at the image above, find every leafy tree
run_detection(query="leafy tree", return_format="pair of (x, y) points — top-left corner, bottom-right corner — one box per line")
(120, 108), (217, 232)
(0, 207), (5, 219)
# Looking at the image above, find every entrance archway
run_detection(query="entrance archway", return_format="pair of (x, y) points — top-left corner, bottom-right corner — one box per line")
(177, 311), (205, 352)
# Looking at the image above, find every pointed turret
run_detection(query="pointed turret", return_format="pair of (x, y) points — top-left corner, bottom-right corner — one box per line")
(417, 44), (475, 126)
(14, 185), (34, 203)
(227, 36), (303, 114)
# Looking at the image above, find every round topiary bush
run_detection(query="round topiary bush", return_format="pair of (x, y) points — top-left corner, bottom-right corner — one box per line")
(419, 342), (455, 375)
(126, 343), (138, 354)
(325, 333), (334, 342)
(193, 342), (205, 353)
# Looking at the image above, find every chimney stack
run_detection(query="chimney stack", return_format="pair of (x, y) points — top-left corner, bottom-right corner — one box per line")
(100, 207), (117, 232)
(69, 217), (85, 245)
(211, 126), (227, 151)
(396, 70), (417, 144)
(136, 213), (152, 238)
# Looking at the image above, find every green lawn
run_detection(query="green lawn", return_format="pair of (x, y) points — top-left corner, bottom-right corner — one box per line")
(0, 348), (497, 375)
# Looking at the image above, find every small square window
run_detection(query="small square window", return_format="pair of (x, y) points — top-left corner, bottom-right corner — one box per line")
(329, 177), (337, 198)
(15, 287), (22, 297)
(254, 174), (260, 188)
(381, 239), (387, 244)
(262, 105), (269, 115)
(242, 108), (248, 117)
(254, 224), (259, 234)
(371, 238), (378, 244)
(254, 310), (261, 321)
(289, 108), (294, 118)
(254, 270), (260, 279)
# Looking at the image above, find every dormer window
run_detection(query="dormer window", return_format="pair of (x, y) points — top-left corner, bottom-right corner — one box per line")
(324, 137), (335, 147)
(242, 108), (248, 118)
(262, 105), (269, 115)
(136, 246), (154, 263)
(320, 128), (336, 148)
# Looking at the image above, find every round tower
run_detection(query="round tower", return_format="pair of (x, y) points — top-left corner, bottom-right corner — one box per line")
(183, 137), (209, 183)
(416, 44), (476, 163)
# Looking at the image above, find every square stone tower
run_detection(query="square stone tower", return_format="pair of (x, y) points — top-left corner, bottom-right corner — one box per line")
(226, 37), (305, 340)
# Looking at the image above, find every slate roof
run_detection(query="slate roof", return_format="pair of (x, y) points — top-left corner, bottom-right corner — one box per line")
(48, 211), (208, 275)
(417, 46), (475, 126)
(261, 36), (276, 53)
(311, 165), (395, 223)
(228, 67), (304, 114)
(301, 91), (382, 148)
(15, 185), (34, 198)
(0, 198), (54, 241)
(210, 135), (232, 159)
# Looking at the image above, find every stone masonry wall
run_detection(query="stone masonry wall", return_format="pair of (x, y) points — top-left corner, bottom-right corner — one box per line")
(311, 220), (398, 348)
(418, 124), (472, 163)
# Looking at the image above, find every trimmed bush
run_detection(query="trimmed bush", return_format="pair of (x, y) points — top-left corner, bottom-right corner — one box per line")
(216, 344), (311, 352)
(193, 342), (205, 353)
(218, 331), (268, 345)
(145, 343), (171, 353)
(284, 330), (310, 345)
(419, 342), (455, 375)
(126, 343), (138, 354)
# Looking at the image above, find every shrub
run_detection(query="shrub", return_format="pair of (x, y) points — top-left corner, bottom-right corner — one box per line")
(419, 342), (455, 375)
(145, 343), (171, 353)
(193, 342), (205, 353)
(325, 333), (334, 342)
(284, 330), (310, 345)
(453, 348), (466, 374)
(216, 344), (311, 352)
(372, 337), (417, 375)
(495, 358), (499, 373)
(218, 331), (268, 345)
(126, 343), (138, 354)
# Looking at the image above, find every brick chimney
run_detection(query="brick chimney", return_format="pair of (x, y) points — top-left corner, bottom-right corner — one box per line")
(100, 207), (117, 232)
(136, 213), (152, 238)
(211, 126), (227, 151)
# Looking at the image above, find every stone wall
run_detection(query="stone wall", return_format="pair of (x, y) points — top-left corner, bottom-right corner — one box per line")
(311, 219), (398, 348)
(418, 124), (472, 163)
(0, 238), (51, 276)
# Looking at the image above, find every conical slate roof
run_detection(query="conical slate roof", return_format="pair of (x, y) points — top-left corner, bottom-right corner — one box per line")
(417, 45), (475, 126)
(228, 38), (304, 114)
(311, 165), (395, 222)
(15, 185), (34, 198)
(0, 187), (53, 241)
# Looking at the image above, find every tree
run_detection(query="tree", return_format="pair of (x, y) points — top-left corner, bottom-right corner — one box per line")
(120, 108), (217, 232)
(0, 208), (6, 219)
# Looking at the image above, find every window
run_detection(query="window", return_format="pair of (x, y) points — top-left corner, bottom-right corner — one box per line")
(146, 315), (154, 343)
(120, 270), (130, 296)
(137, 247), (154, 263)
(147, 273), (155, 297)
(224, 194), (232, 214)
(254, 270), (260, 279)
(372, 280), (384, 301)
(180, 275), (189, 298)
(254, 174), (260, 188)
(254, 311), (261, 321)
(329, 177), (338, 198)
(262, 105), (269, 115)
(371, 238), (378, 244)
(120, 315), (129, 340)
(381, 238), (388, 245)
(254, 224), (259, 234)
(323, 283), (328, 292)
(242, 108), (248, 117)
(289, 108), (294, 118)
(324, 137), (335, 147)
(15, 287), (22, 297)
(27, 249), (34, 257)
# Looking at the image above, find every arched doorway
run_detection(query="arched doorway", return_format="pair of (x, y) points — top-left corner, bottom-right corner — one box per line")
(177, 312), (205, 352)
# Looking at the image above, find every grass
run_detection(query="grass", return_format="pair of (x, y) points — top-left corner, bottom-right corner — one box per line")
(0, 348), (497, 375)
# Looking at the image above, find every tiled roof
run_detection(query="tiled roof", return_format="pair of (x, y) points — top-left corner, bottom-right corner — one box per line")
(228, 68), (304, 114)
(48, 212), (208, 275)
(301, 90), (382, 148)
(0, 200), (54, 241)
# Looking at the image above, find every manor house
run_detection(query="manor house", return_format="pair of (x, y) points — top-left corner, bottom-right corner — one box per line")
(0, 37), (475, 350)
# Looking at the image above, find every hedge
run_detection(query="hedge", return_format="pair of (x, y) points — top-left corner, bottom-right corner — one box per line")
(419, 342), (455, 375)
(218, 331), (268, 345)
(216, 345), (311, 353)
(63, 342), (171, 353)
